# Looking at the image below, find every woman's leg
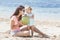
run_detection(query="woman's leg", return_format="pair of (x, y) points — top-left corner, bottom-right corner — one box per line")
(30, 25), (44, 35)
(20, 25), (30, 31)
(20, 25), (33, 36)
(20, 25), (45, 37)
(30, 25), (49, 38)
(14, 25), (32, 37)
(14, 31), (30, 37)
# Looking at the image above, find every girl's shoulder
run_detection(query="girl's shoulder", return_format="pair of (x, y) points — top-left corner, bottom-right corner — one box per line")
(27, 13), (34, 17)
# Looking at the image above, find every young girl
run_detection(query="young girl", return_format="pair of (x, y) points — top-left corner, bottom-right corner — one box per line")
(25, 6), (34, 26)
(25, 6), (49, 38)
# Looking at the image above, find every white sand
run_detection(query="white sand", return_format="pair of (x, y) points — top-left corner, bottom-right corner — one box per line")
(0, 19), (60, 40)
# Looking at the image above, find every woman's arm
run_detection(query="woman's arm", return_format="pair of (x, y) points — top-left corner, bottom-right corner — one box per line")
(19, 21), (24, 27)
(11, 20), (19, 29)
(11, 20), (15, 29)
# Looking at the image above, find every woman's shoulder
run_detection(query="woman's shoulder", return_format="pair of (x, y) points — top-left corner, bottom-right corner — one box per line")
(11, 15), (17, 20)
(12, 15), (17, 18)
(12, 15), (16, 18)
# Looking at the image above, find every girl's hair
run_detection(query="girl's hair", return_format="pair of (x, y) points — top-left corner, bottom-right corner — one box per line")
(11, 5), (25, 21)
(25, 6), (32, 10)
(29, 7), (32, 10)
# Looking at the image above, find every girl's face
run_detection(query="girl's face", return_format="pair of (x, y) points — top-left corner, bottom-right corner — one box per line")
(26, 8), (32, 13)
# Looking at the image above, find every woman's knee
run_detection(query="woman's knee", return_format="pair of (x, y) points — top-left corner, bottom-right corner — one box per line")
(27, 26), (31, 30)
(31, 26), (35, 29)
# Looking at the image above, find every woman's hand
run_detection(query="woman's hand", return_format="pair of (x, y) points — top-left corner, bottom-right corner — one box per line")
(19, 21), (24, 27)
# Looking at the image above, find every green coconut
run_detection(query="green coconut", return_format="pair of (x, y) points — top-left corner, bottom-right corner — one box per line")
(21, 16), (30, 25)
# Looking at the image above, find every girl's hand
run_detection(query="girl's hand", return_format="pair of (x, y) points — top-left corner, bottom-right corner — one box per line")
(32, 15), (34, 18)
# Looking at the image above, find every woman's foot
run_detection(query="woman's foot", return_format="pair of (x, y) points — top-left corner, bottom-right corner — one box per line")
(39, 34), (50, 38)
(42, 34), (50, 38)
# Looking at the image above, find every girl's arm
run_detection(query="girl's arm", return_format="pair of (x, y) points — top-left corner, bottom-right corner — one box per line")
(32, 14), (34, 19)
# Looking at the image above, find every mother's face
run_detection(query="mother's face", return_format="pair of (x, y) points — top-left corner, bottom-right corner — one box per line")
(19, 9), (25, 16)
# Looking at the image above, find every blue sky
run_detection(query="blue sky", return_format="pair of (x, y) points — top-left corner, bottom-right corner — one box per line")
(0, 0), (60, 8)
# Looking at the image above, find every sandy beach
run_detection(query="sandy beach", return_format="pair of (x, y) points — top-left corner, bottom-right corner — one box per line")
(0, 18), (60, 40)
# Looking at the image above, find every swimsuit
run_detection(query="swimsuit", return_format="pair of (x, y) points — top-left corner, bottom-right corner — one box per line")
(10, 16), (20, 35)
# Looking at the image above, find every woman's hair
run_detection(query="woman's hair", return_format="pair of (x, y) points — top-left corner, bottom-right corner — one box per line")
(11, 5), (25, 21)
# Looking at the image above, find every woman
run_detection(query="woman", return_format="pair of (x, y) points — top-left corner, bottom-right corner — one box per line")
(10, 5), (49, 37)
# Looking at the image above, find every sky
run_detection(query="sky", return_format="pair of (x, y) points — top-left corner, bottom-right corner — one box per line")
(0, 0), (60, 8)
